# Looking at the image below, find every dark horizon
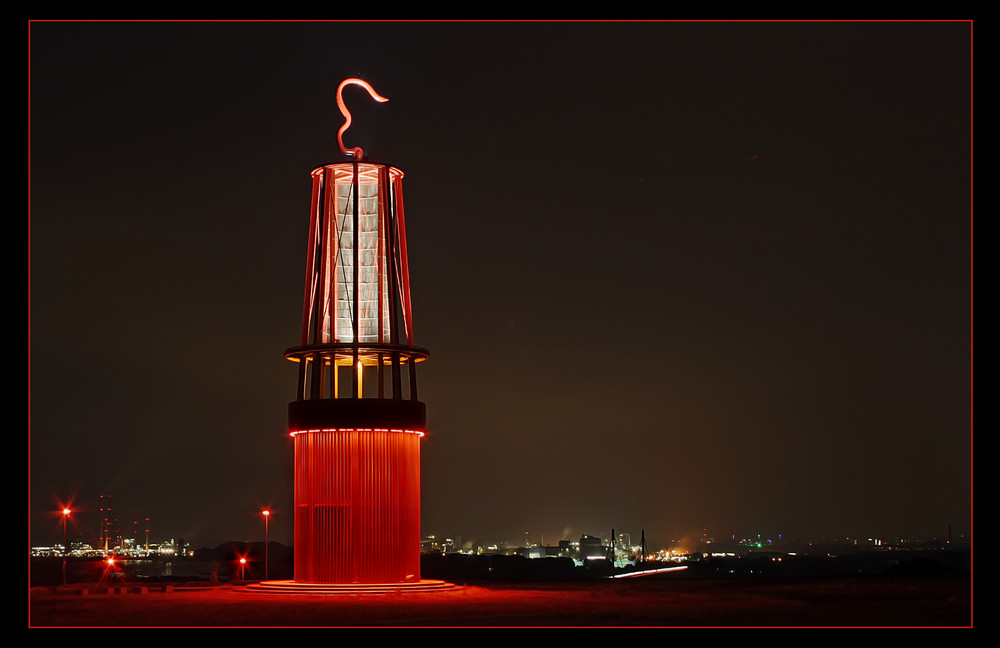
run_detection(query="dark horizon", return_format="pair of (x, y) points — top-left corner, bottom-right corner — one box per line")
(29, 20), (972, 550)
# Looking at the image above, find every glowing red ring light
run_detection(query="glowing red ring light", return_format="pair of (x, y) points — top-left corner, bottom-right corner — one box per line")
(289, 427), (425, 438)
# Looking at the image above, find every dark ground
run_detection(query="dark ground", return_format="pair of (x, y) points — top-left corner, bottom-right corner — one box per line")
(28, 574), (971, 628)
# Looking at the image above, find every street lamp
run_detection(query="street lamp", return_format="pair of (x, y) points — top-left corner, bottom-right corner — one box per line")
(61, 508), (71, 585)
(239, 557), (247, 581)
(261, 509), (271, 580)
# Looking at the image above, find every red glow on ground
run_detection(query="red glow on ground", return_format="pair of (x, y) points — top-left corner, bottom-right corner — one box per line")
(29, 577), (972, 627)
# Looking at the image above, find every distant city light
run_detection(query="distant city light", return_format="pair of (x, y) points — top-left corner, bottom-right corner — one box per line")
(611, 566), (688, 578)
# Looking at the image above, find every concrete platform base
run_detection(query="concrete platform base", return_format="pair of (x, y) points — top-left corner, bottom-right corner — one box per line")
(244, 579), (459, 594)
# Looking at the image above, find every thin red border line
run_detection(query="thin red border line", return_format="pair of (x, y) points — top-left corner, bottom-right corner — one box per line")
(968, 17), (974, 630)
(26, 18), (33, 627)
(25, 18), (973, 629)
(22, 17), (976, 19)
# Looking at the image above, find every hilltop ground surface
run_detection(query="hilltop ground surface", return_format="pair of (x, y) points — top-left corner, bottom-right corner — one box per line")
(29, 575), (971, 628)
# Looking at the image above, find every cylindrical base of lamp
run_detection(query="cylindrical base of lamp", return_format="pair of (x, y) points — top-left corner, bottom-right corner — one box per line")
(292, 425), (422, 584)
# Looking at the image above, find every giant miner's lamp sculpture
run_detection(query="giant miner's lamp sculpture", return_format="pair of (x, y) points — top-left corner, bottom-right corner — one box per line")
(258, 79), (449, 593)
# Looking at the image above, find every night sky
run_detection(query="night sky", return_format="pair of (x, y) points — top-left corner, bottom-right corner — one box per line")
(29, 21), (971, 551)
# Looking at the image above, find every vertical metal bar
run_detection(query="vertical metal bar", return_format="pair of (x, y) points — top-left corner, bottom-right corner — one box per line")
(309, 169), (333, 399)
(301, 170), (322, 346)
(327, 166), (339, 343)
(320, 167), (335, 344)
(310, 172), (326, 347)
(352, 161), (360, 398)
(385, 173), (403, 400)
(377, 352), (384, 399)
(297, 358), (306, 401)
(391, 352), (402, 401)
(386, 172), (400, 346)
(310, 352), (322, 399)
(333, 355), (339, 399)
(378, 166), (387, 344)
(322, 355), (330, 398)
(408, 356), (417, 401)
(394, 176), (415, 345)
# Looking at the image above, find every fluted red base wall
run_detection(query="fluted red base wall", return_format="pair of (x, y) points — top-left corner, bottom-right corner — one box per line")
(293, 428), (421, 584)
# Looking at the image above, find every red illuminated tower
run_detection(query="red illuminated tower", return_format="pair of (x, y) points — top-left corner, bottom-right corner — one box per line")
(280, 79), (434, 587)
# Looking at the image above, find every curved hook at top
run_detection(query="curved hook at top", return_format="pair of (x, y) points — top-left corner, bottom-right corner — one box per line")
(337, 78), (389, 161)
